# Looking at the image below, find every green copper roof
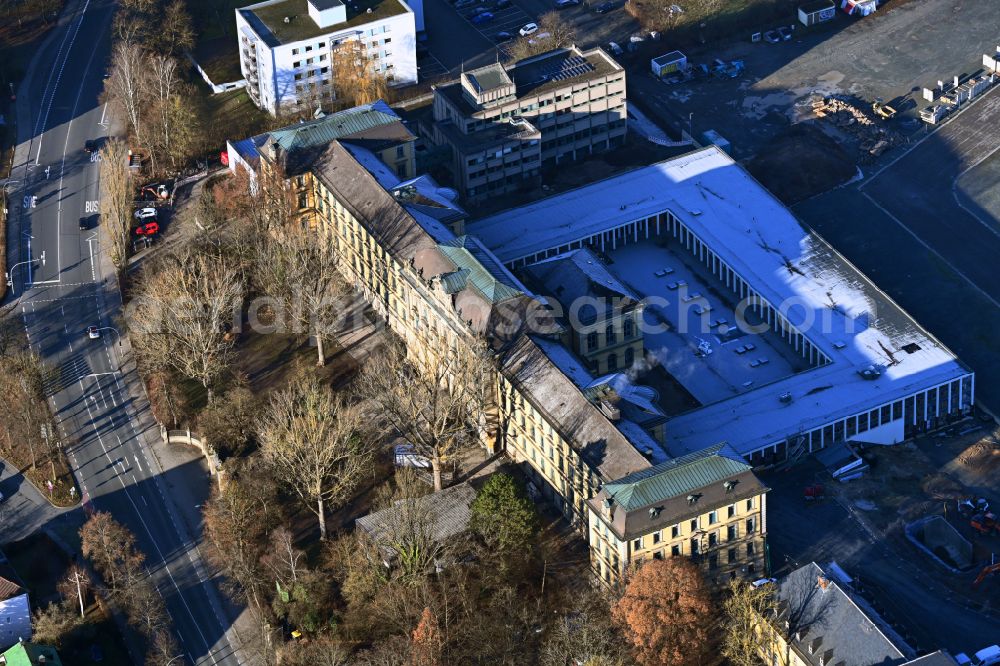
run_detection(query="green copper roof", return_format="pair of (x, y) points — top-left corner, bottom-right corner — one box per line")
(437, 236), (526, 304)
(602, 443), (751, 511)
(264, 100), (403, 153)
(2, 643), (63, 666)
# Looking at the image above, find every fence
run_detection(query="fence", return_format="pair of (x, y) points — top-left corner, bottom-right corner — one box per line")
(160, 426), (225, 489)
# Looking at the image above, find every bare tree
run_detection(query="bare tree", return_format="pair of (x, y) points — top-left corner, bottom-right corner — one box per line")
(149, 54), (179, 168)
(106, 39), (148, 150)
(80, 512), (146, 600)
(131, 244), (245, 403)
(203, 463), (279, 649)
(259, 375), (374, 540)
(261, 527), (306, 589)
(506, 12), (576, 62)
(252, 224), (348, 366)
(330, 40), (390, 108)
(98, 139), (134, 274)
(159, 0), (195, 55)
(357, 338), (494, 491)
(722, 578), (779, 666)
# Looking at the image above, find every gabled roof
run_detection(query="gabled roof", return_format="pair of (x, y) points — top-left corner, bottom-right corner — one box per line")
(437, 236), (529, 304)
(523, 247), (639, 318)
(0, 575), (22, 601)
(778, 562), (911, 666)
(601, 443), (751, 512)
(355, 482), (477, 560)
(266, 100), (408, 153)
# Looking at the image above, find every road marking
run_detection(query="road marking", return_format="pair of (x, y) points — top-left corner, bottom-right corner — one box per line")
(76, 377), (220, 665)
(860, 191), (1000, 310)
(98, 102), (108, 129)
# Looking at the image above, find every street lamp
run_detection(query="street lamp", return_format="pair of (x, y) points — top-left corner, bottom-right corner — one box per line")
(93, 326), (124, 348)
(5, 250), (45, 290)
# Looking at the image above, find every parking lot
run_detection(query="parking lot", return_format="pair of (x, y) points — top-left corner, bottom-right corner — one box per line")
(417, 0), (637, 80)
(631, 0), (1000, 161)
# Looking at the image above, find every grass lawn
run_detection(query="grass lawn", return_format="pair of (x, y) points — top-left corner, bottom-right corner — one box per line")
(193, 35), (243, 85)
(197, 86), (272, 153)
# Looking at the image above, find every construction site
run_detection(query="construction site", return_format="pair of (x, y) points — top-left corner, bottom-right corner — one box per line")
(765, 424), (1000, 654)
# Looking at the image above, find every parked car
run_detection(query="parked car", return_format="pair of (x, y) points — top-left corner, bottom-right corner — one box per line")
(594, 1), (615, 12)
(554, 0), (579, 7)
(763, 29), (780, 43)
(777, 25), (793, 40)
(134, 221), (159, 236)
(494, 30), (513, 42)
(84, 139), (98, 153)
(455, 0), (479, 9)
(87, 326), (101, 339)
(519, 22), (538, 35)
(133, 207), (157, 221)
(494, 0), (512, 8)
(472, 10), (494, 22)
(607, 41), (623, 55)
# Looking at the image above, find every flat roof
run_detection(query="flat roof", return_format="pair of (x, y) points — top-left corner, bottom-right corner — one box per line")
(240, 0), (409, 47)
(469, 146), (970, 457)
(435, 46), (622, 116)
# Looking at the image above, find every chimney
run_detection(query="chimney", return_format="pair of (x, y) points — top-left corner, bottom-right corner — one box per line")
(817, 575), (830, 591)
(820, 649), (833, 666)
(603, 497), (614, 519)
(809, 636), (822, 655)
(266, 140), (283, 165)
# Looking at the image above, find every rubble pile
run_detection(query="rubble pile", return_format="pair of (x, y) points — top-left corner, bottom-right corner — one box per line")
(811, 96), (906, 161)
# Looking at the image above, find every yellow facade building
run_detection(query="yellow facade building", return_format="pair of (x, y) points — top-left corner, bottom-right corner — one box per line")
(228, 115), (771, 588)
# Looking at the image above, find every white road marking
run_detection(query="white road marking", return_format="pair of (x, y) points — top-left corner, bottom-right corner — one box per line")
(860, 191), (1000, 310)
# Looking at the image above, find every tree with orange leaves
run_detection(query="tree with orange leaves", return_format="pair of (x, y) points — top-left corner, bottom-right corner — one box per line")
(611, 558), (716, 666)
(410, 607), (443, 666)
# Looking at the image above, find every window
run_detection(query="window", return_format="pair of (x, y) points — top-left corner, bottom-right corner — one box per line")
(305, 45), (313, 52)
(294, 73), (303, 81)
(319, 53), (327, 61)
(671, 524), (680, 538)
(746, 518), (756, 534)
(385, 37), (392, 44)
(297, 192), (308, 209)
(727, 525), (737, 541)
(708, 510), (718, 525)
(690, 538), (700, 555)
(746, 542), (755, 557)
(605, 323), (616, 344)
(653, 551), (663, 560)
(587, 331), (598, 351)
(708, 554), (718, 569)
(396, 145), (406, 158)
(728, 547), (737, 563)
(671, 544), (681, 556)
(624, 347), (634, 368)
(708, 532), (718, 547)
(292, 48), (299, 55)
(746, 498), (753, 511)
(652, 531), (661, 545)
(293, 60), (301, 68)
(690, 518), (698, 532)
(633, 538), (641, 551)
(607, 353), (617, 372)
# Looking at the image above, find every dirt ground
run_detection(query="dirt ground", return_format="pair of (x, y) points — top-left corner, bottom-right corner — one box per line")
(835, 429), (1000, 616)
(746, 123), (856, 204)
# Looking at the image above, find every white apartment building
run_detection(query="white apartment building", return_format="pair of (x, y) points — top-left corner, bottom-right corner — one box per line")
(237, 0), (419, 115)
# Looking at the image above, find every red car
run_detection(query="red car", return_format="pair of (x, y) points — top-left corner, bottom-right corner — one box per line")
(135, 221), (159, 236)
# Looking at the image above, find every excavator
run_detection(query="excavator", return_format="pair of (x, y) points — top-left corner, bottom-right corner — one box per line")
(972, 562), (1000, 588)
(872, 97), (897, 120)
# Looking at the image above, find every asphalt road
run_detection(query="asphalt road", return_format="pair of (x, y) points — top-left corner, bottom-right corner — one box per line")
(6, 1), (242, 664)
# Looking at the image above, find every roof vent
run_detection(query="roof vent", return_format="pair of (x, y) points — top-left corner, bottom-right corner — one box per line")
(599, 399), (620, 421)
(723, 480), (736, 493)
(283, 15), (291, 23)
(642, 447), (654, 459)
(648, 506), (661, 518)
(857, 365), (881, 380)
(367, 6), (373, 11)
(779, 391), (792, 404)
(687, 494), (698, 505)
